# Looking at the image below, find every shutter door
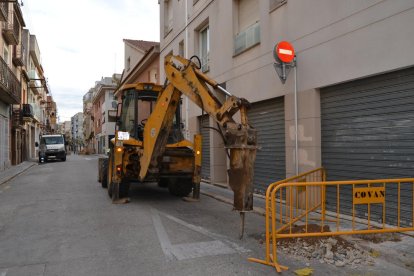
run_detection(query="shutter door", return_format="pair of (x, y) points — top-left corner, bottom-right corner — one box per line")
(199, 115), (210, 180)
(0, 116), (9, 171)
(321, 67), (414, 226)
(248, 97), (285, 193)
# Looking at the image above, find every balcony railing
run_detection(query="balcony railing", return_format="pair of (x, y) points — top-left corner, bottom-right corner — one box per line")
(234, 22), (260, 56)
(32, 103), (43, 123)
(22, 103), (34, 118)
(3, 11), (19, 45)
(28, 70), (41, 95)
(0, 55), (21, 104)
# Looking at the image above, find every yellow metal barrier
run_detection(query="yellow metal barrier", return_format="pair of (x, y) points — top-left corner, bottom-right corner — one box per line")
(249, 176), (414, 273)
(249, 168), (326, 272)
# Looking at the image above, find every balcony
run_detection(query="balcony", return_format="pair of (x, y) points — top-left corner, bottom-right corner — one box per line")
(12, 44), (24, 67)
(28, 70), (41, 95)
(0, 55), (21, 104)
(3, 11), (19, 45)
(0, 3), (7, 22)
(32, 103), (43, 123)
(22, 103), (34, 120)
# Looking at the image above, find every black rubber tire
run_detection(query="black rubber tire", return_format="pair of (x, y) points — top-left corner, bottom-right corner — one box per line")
(101, 161), (108, 188)
(61, 156), (66, 162)
(168, 178), (193, 197)
(158, 178), (168, 188)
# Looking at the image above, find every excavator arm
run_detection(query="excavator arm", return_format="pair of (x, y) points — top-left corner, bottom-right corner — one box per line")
(139, 55), (257, 222)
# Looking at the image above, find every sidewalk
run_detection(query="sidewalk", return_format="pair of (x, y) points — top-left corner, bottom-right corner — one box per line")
(0, 161), (37, 186)
(200, 182), (414, 273)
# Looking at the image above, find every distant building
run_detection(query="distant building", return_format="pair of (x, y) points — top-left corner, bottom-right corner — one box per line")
(119, 39), (160, 86)
(92, 75), (120, 154)
(71, 112), (84, 152)
(83, 89), (94, 153)
(59, 120), (71, 140)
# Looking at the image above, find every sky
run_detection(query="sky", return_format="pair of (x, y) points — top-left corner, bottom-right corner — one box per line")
(21, 0), (160, 122)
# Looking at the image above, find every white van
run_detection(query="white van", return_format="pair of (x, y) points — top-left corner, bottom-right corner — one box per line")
(36, 134), (67, 163)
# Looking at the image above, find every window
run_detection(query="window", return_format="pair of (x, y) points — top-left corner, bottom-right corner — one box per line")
(238, 0), (259, 31)
(164, 0), (173, 36)
(199, 25), (209, 72)
(234, 0), (260, 55)
(127, 57), (131, 71)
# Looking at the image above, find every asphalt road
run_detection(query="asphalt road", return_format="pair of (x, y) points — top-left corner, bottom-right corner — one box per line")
(0, 154), (412, 276)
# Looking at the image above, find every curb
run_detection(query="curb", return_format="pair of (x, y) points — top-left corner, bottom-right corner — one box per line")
(200, 190), (266, 216)
(0, 163), (37, 186)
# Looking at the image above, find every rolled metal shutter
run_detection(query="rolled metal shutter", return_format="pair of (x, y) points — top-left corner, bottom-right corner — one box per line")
(199, 115), (210, 180)
(321, 67), (414, 226)
(247, 97), (285, 193)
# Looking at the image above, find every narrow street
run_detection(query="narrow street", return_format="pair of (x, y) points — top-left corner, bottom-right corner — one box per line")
(0, 155), (412, 276)
(0, 154), (271, 276)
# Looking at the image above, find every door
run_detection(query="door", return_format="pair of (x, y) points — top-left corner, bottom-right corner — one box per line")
(321, 67), (414, 226)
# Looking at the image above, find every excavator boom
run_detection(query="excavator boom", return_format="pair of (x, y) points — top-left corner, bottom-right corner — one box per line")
(162, 55), (258, 212)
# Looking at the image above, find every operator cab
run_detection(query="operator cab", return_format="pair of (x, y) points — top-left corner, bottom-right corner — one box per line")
(118, 83), (183, 143)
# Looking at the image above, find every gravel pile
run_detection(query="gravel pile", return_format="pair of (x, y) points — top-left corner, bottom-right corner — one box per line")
(278, 236), (375, 268)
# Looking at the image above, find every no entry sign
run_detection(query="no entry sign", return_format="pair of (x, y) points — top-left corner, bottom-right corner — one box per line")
(274, 41), (295, 63)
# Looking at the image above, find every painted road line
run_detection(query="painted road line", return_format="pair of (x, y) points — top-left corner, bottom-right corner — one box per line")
(151, 208), (176, 261)
(0, 269), (8, 276)
(172, 240), (235, 261)
(151, 208), (249, 262)
(159, 210), (250, 253)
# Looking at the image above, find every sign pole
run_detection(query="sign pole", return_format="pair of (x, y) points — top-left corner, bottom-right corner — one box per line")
(293, 56), (298, 175)
(273, 41), (298, 174)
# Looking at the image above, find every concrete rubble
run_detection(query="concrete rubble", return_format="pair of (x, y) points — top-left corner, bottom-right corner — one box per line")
(276, 236), (376, 268)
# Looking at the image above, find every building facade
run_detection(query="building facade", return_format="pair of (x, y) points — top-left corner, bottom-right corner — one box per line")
(83, 89), (94, 153)
(92, 75), (119, 154)
(120, 39), (160, 86)
(71, 112), (84, 153)
(0, 2), (53, 169)
(0, 2), (24, 170)
(60, 120), (71, 147)
(159, 0), (414, 224)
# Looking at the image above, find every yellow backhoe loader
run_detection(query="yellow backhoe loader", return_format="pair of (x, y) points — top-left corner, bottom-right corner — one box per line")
(99, 55), (257, 237)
